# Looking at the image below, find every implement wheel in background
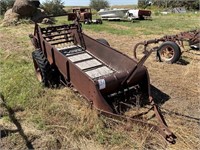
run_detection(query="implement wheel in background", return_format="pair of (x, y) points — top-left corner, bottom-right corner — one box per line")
(157, 41), (181, 63)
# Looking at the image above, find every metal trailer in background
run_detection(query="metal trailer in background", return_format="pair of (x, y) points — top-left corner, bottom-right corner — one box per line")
(68, 7), (102, 24)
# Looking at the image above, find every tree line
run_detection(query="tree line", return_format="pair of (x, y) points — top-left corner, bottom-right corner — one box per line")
(138, 0), (199, 10)
(1, 0), (198, 16)
(0, 0), (110, 15)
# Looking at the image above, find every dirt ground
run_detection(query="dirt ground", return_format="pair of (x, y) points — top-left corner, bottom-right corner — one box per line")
(0, 28), (199, 149)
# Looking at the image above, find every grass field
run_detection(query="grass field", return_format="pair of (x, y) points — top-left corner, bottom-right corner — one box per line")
(54, 12), (199, 37)
(0, 12), (200, 149)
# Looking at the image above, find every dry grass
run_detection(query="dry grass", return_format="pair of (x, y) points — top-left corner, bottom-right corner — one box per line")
(0, 13), (200, 149)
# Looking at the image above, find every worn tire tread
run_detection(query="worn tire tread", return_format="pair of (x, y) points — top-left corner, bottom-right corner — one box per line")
(32, 49), (55, 87)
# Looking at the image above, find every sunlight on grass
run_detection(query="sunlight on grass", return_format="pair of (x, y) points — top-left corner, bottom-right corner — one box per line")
(0, 25), (43, 108)
(0, 50), (43, 107)
(45, 13), (199, 37)
(85, 13), (199, 36)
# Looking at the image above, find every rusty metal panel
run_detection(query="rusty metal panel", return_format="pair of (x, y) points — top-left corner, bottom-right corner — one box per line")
(83, 34), (137, 72)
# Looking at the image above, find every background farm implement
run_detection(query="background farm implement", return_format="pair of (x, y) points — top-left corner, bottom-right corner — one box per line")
(134, 29), (200, 63)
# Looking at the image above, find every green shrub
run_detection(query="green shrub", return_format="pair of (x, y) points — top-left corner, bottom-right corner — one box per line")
(0, 0), (15, 15)
(41, 0), (66, 16)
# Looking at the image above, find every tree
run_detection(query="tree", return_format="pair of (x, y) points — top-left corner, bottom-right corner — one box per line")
(191, 0), (200, 10)
(41, 0), (66, 16)
(138, 0), (153, 8)
(89, 0), (109, 11)
(0, 0), (15, 15)
(138, 0), (199, 10)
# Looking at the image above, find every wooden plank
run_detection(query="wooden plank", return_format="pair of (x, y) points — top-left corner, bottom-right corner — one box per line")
(57, 45), (78, 51)
(51, 40), (74, 45)
(68, 53), (92, 62)
(75, 59), (102, 70)
(85, 66), (114, 79)
(43, 33), (71, 38)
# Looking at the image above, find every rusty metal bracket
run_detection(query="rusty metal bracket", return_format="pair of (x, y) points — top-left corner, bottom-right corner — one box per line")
(123, 47), (157, 86)
(99, 104), (177, 144)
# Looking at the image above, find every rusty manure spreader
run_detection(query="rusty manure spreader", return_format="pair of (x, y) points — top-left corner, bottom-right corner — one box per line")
(29, 15), (176, 143)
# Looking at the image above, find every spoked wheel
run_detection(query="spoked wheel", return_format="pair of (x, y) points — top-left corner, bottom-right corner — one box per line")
(158, 41), (181, 63)
(32, 49), (60, 87)
(160, 46), (175, 61)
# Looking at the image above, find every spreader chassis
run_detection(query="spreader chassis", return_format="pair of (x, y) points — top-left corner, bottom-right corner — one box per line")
(30, 15), (176, 143)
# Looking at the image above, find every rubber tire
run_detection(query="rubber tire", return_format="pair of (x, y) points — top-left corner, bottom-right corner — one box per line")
(84, 19), (90, 24)
(97, 19), (103, 24)
(32, 49), (58, 87)
(157, 41), (181, 64)
(96, 38), (110, 46)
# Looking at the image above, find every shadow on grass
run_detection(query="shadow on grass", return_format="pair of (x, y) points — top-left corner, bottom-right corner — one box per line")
(176, 58), (190, 65)
(105, 19), (142, 23)
(151, 85), (170, 105)
(0, 94), (34, 149)
(151, 85), (200, 124)
(162, 108), (200, 123)
(0, 129), (18, 138)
